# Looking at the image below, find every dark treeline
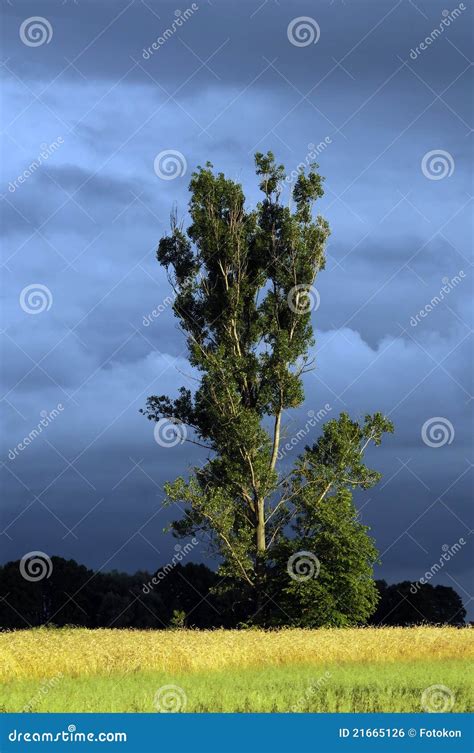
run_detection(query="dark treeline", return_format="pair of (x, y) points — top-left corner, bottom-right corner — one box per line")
(0, 557), (467, 629)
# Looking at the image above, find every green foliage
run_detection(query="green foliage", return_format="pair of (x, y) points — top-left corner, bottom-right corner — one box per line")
(169, 609), (187, 629)
(142, 153), (394, 626)
(270, 490), (380, 627)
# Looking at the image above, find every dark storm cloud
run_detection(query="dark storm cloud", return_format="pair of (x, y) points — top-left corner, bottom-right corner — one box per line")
(1, 0), (472, 616)
(37, 164), (145, 202)
(2, 0), (471, 89)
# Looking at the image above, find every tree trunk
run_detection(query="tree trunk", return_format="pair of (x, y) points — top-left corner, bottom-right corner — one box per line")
(254, 499), (267, 621)
(256, 498), (266, 555)
(269, 409), (282, 471)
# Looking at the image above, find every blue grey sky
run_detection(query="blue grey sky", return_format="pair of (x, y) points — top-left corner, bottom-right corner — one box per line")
(1, 0), (473, 617)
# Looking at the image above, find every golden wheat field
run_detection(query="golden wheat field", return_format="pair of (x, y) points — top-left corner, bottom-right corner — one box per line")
(1, 627), (473, 712)
(1, 626), (472, 679)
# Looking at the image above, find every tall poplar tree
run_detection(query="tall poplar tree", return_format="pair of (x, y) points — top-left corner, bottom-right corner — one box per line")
(142, 152), (393, 624)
